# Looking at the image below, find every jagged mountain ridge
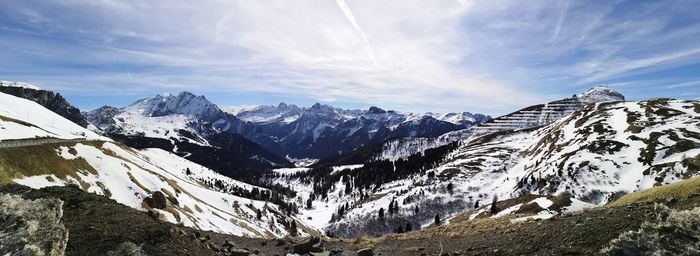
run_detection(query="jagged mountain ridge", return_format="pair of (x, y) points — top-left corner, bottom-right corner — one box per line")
(87, 91), (490, 161)
(224, 102), (489, 159)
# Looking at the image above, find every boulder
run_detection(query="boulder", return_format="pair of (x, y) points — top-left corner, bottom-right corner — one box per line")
(143, 191), (167, 209)
(292, 236), (321, 254)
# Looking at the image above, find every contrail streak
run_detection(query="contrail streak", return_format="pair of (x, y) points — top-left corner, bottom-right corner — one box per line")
(335, 0), (378, 65)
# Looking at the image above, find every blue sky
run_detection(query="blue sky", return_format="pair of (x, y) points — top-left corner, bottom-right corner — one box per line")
(0, 0), (699, 115)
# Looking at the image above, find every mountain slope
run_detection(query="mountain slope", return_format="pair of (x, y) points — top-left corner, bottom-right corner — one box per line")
(272, 98), (699, 238)
(341, 86), (625, 163)
(0, 91), (306, 238)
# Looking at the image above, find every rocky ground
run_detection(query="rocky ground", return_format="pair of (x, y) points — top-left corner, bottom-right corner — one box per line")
(2, 183), (699, 256)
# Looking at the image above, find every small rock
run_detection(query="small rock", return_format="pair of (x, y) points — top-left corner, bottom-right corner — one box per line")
(357, 247), (373, 256)
(229, 248), (252, 256)
(147, 209), (160, 220)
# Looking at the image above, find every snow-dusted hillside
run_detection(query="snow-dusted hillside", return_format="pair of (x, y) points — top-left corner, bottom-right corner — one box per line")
(373, 86), (625, 162)
(273, 98), (699, 237)
(0, 92), (307, 238)
(0, 92), (101, 141)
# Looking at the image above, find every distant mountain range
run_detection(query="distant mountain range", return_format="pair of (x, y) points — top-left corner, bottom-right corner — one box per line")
(84, 91), (490, 166)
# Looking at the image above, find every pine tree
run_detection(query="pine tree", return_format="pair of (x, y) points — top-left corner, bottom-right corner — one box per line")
(434, 214), (441, 225)
(490, 195), (499, 214)
(388, 201), (395, 215)
(306, 198), (313, 209)
(256, 209), (262, 220)
(290, 221), (298, 236)
(474, 200), (480, 209)
(405, 222), (412, 232)
(378, 207), (385, 219)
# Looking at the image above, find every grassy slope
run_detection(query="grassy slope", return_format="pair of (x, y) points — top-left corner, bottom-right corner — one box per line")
(608, 174), (700, 207)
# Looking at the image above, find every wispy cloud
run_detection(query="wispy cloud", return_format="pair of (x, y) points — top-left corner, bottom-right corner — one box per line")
(334, 0), (377, 65)
(0, 0), (698, 114)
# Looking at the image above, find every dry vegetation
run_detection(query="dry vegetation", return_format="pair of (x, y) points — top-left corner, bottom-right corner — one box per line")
(0, 143), (97, 183)
(608, 175), (700, 207)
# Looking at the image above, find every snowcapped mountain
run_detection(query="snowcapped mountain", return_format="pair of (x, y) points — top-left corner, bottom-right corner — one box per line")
(270, 96), (699, 237)
(471, 85), (625, 135)
(87, 91), (490, 164)
(85, 92), (294, 180)
(0, 91), (308, 238)
(224, 103), (489, 159)
(371, 86), (627, 162)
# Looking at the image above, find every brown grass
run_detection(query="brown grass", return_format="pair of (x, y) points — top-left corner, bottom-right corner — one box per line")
(0, 143), (97, 183)
(608, 176), (700, 207)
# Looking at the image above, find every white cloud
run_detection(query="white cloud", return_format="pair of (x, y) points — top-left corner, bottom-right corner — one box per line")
(1, 0), (699, 113)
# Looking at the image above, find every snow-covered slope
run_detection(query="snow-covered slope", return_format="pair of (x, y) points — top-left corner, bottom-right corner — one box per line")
(471, 85), (624, 135)
(0, 91), (307, 238)
(273, 98), (699, 237)
(374, 86), (625, 162)
(0, 92), (101, 141)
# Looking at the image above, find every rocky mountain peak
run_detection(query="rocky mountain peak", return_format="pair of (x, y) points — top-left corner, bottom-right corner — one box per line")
(367, 106), (387, 114)
(576, 85), (625, 103)
(127, 91), (222, 120)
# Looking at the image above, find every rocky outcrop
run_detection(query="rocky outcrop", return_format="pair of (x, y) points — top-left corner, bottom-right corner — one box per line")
(144, 191), (168, 209)
(0, 85), (89, 127)
(0, 193), (68, 256)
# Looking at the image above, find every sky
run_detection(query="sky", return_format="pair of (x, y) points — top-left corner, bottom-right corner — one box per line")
(0, 0), (699, 116)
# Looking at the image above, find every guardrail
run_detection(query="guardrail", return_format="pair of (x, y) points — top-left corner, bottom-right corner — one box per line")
(0, 138), (92, 149)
